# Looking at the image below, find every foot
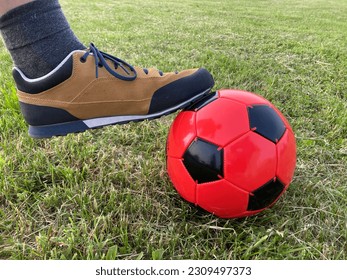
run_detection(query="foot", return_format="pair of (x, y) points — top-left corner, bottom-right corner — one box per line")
(13, 43), (214, 138)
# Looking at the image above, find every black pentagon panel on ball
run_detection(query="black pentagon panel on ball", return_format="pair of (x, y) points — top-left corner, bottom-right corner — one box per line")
(248, 105), (286, 143)
(247, 178), (285, 211)
(183, 138), (223, 184)
(184, 92), (218, 111)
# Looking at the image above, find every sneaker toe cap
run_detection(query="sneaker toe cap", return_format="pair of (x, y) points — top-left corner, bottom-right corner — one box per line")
(148, 68), (214, 114)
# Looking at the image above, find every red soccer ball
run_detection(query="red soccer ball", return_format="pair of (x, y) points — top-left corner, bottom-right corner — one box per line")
(166, 89), (296, 218)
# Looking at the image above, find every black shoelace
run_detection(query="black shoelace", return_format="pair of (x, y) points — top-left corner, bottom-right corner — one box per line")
(80, 43), (137, 81)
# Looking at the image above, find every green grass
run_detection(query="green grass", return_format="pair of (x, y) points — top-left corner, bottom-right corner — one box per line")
(0, 0), (346, 260)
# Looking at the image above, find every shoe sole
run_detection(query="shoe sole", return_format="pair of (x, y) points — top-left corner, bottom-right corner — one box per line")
(28, 88), (212, 138)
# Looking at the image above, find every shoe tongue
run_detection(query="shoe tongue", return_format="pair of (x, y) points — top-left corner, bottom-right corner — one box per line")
(85, 43), (137, 80)
(84, 51), (132, 77)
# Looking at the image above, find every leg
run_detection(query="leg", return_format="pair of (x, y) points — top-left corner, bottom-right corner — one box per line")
(0, 0), (34, 16)
(1, 0), (214, 138)
(0, 0), (85, 78)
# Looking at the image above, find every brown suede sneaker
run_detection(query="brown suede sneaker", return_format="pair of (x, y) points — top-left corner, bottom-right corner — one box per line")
(12, 43), (214, 138)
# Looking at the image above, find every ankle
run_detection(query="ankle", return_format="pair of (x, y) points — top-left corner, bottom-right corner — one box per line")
(0, 0), (85, 78)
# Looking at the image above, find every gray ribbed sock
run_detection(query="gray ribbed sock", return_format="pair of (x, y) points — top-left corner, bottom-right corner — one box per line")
(0, 0), (85, 78)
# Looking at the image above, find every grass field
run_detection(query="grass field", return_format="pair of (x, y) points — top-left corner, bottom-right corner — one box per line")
(0, 0), (346, 260)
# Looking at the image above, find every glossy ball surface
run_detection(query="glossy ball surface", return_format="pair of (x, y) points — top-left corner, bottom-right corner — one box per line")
(166, 89), (296, 218)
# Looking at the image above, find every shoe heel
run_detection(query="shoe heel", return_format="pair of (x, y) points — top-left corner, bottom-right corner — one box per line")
(28, 121), (88, 138)
(19, 102), (87, 138)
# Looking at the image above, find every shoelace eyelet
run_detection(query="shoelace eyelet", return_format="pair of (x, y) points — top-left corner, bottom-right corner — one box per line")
(83, 43), (137, 80)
